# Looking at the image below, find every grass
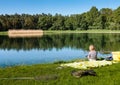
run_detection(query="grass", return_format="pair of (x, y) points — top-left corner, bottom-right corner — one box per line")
(44, 29), (120, 34)
(1, 29), (120, 36)
(0, 62), (120, 85)
(0, 31), (8, 35)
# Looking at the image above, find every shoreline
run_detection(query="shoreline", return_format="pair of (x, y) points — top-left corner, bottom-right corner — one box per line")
(1, 30), (120, 35)
(0, 61), (120, 85)
(44, 30), (120, 34)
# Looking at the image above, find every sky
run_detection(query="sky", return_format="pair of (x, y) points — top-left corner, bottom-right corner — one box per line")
(0, 0), (120, 15)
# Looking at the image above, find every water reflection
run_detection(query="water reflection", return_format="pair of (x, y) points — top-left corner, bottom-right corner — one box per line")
(0, 33), (120, 51)
(0, 48), (88, 67)
(0, 33), (120, 67)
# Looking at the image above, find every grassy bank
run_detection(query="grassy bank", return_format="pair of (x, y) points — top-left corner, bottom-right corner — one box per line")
(44, 30), (120, 34)
(1, 30), (120, 36)
(0, 62), (120, 85)
(0, 31), (8, 35)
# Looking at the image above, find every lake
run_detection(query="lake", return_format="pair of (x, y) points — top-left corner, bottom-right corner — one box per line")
(0, 33), (120, 67)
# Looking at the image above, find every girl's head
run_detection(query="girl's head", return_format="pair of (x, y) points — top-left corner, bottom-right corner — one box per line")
(89, 45), (95, 51)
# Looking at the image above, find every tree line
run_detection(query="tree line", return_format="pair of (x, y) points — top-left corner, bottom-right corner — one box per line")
(0, 6), (120, 31)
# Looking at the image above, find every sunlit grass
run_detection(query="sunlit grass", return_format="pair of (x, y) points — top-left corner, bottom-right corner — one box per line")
(44, 29), (120, 34)
(0, 62), (120, 85)
(0, 31), (8, 35)
(1, 30), (120, 36)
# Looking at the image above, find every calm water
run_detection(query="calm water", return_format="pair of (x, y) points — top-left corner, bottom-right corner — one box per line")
(0, 33), (120, 67)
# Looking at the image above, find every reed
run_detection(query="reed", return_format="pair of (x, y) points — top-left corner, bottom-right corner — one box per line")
(8, 30), (43, 38)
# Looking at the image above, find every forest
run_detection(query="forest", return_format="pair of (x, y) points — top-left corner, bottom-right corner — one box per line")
(0, 6), (120, 31)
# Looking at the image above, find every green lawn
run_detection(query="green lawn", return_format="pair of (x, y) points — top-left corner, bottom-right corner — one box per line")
(0, 62), (120, 85)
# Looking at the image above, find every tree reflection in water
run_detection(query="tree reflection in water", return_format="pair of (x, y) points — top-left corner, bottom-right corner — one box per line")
(0, 33), (120, 51)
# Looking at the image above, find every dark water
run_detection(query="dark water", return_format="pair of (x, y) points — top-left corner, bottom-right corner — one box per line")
(0, 33), (120, 67)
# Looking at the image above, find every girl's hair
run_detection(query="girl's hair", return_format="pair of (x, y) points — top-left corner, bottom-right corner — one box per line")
(89, 45), (95, 50)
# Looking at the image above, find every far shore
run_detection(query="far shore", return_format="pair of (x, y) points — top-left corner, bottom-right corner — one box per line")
(1, 29), (120, 35)
(44, 30), (120, 34)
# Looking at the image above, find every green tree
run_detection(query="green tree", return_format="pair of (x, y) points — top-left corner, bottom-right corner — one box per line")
(113, 6), (120, 30)
(50, 14), (65, 30)
(64, 16), (73, 30)
(38, 13), (53, 30)
(24, 17), (35, 29)
(86, 6), (99, 29)
(99, 8), (113, 29)
(0, 21), (3, 30)
(79, 13), (88, 30)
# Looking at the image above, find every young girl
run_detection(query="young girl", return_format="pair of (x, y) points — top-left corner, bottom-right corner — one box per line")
(87, 45), (97, 61)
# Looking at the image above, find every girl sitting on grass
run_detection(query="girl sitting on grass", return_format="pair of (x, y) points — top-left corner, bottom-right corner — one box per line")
(87, 45), (97, 61)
